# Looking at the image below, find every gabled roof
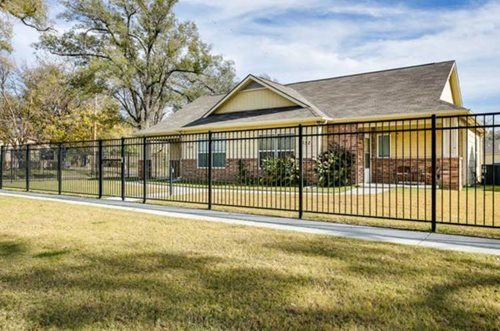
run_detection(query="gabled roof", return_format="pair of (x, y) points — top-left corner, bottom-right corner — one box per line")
(201, 74), (327, 119)
(287, 60), (466, 119)
(140, 60), (470, 135)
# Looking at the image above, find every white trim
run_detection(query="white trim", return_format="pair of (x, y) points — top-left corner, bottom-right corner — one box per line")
(364, 134), (372, 184)
(201, 75), (311, 118)
(376, 133), (391, 158)
(257, 134), (295, 168)
(197, 136), (227, 169)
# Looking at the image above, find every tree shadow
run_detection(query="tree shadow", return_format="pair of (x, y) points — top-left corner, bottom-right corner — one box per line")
(1, 234), (499, 329)
(1, 248), (315, 329)
(267, 237), (500, 329)
(33, 249), (71, 259)
(0, 236), (27, 257)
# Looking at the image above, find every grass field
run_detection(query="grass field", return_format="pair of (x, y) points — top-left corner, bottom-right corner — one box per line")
(2, 178), (500, 238)
(0, 196), (499, 330)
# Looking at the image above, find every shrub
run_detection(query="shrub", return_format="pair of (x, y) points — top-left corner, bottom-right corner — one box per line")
(236, 159), (257, 185)
(314, 143), (355, 187)
(260, 155), (299, 186)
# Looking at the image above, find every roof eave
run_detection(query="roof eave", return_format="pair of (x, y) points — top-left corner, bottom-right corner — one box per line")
(201, 75), (315, 119)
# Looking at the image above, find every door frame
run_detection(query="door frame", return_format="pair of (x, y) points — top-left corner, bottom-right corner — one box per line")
(364, 134), (371, 184)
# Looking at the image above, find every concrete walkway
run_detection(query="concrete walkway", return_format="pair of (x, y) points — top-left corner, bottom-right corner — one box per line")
(1, 190), (499, 256)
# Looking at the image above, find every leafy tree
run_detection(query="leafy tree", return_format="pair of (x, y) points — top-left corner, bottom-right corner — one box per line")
(39, 0), (236, 130)
(314, 143), (355, 187)
(0, 61), (126, 145)
(0, 0), (47, 56)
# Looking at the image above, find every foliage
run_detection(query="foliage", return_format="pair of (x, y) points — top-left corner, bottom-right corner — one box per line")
(260, 155), (299, 186)
(0, 0), (47, 59)
(236, 159), (257, 185)
(38, 0), (236, 129)
(0, 61), (128, 145)
(314, 143), (355, 187)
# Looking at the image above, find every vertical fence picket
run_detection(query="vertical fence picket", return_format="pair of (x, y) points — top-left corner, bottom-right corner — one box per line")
(143, 137), (147, 204)
(0, 145), (4, 190)
(98, 140), (103, 198)
(25, 144), (30, 192)
(431, 114), (437, 232)
(121, 137), (125, 201)
(3, 112), (498, 232)
(58, 143), (63, 195)
(208, 131), (213, 210)
(298, 124), (304, 219)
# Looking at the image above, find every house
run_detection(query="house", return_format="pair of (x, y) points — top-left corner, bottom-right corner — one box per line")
(140, 61), (484, 190)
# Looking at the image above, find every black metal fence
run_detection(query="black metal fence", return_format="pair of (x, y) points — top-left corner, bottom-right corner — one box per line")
(1, 113), (499, 231)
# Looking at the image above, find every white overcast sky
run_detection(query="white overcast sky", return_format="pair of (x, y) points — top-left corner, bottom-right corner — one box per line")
(10, 0), (500, 112)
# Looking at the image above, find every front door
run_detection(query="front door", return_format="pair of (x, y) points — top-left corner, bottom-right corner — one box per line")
(364, 135), (371, 184)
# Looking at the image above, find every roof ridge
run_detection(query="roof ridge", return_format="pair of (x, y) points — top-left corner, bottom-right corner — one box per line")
(285, 60), (456, 86)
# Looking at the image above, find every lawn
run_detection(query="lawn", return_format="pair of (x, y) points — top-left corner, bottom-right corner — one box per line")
(0, 196), (499, 330)
(2, 178), (500, 238)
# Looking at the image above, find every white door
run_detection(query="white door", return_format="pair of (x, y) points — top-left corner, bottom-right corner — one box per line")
(364, 135), (371, 184)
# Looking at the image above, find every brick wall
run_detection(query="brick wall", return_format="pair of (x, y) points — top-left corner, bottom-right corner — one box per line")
(372, 157), (462, 190)
(324, 124), (364, 184)
(179, 158), (319, 184)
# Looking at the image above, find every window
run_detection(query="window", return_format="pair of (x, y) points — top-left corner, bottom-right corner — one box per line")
(258, 134), (295, 167)
(197, 135), (226, 168)
(377, 134), (390, 158)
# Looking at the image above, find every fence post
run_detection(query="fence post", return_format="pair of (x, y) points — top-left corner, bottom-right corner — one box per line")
(121, 137), (125, 201)
(431, 114), (437, 232)
(208, 131), (212, 210)
(0, 145), (4, 190)
(25, 144), (30, 192)
(298, 125), (304, 219)
(58, 143), (63, 195)
(98, 140), (103, 198)
(142, 137), (147, 204)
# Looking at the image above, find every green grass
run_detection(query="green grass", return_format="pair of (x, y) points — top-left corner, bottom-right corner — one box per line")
(0, 196), (499, 330)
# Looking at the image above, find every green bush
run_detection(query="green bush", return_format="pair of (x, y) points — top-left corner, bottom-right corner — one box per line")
(260, 155), (299, 186)
(314, 143), (355, 187)
(236, 159), (258, 185)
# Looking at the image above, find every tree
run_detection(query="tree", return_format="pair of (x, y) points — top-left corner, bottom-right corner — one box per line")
(39, 0), (236, 130)
(0, 61), (126, 145)
(0, 62), (29, 145)
(0, 0), (47, 55)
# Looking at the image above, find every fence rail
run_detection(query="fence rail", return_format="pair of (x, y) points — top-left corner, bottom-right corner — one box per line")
(1, 113), (499, 231)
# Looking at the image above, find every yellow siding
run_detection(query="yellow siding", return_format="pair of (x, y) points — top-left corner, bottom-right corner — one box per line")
(440, 79), (454, 104)
(171, 143), (181, 160)
(215, 88), (296, 114)
(180, 127), (323, 163)
(388, 130), (439, 158)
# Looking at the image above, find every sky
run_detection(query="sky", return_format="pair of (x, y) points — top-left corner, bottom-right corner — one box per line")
(10, 0), (500, 113)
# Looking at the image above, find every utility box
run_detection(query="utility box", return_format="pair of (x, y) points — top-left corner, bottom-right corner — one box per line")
(482, 164), (500, 185)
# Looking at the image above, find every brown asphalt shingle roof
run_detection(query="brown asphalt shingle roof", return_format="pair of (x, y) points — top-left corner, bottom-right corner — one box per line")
(141, 61), (468, 135)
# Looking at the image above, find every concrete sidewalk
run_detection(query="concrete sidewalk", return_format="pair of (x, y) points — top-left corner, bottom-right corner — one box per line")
(1, 190), (499, 255)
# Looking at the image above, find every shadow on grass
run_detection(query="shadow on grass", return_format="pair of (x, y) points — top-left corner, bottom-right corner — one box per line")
(33, 249), (71, 259)
(1, 234), (499, 329)
(0, 236), (27, 257)
(267, 238), (500, 329)
(1, 245), (312, 329)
